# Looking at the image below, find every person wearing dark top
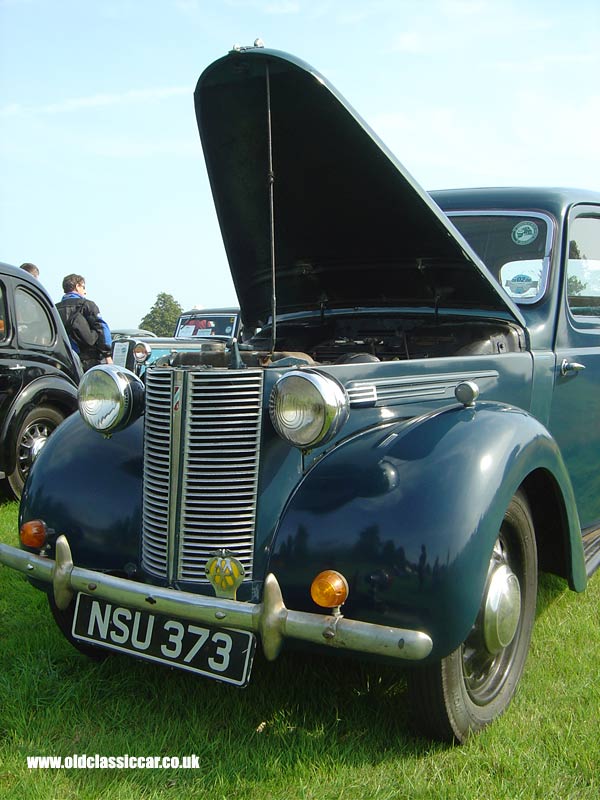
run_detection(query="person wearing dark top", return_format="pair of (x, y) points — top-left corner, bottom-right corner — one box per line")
(56, 274), (113, 371)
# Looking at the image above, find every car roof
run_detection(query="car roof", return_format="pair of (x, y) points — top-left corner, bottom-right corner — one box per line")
(179, 307), (239, 316)
(0, 260), (55, 300)
(431, 187), (600, 218)
(112, 328), (157, 337)
(1, 260), (37, 279)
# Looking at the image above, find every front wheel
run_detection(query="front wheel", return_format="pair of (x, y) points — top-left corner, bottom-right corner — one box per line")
(407, 491), (538, 742)
(7, 405), (65, 497)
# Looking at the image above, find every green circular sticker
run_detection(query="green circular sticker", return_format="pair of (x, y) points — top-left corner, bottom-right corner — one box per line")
(511, 221), (539, 246)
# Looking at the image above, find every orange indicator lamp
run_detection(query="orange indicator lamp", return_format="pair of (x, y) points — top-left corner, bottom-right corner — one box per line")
(20, 519), (48, 549)
(310, 570), (349, 609)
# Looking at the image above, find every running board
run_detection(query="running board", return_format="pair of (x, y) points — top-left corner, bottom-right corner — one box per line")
(582, 528), (600, 577)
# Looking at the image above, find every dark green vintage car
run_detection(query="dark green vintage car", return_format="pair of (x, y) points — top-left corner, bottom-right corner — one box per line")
(1, 45), (599, 743)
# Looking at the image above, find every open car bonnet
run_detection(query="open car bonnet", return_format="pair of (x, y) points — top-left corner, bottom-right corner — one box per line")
(194, 46), (525, 329)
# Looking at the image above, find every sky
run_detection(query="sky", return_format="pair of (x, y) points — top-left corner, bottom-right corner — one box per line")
(1, 0), (599, 329)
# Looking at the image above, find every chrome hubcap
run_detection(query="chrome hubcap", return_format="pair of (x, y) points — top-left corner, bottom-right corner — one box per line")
(462, 536), (523, 705)
(482, 564), (521, 654)
(17, 422), (53, 477)
(30, 434), (49, 460)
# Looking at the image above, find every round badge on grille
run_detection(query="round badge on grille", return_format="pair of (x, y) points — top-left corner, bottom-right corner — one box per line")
(205, 552), (245, 599)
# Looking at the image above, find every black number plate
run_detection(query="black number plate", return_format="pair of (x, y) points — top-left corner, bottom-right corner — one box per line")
(72, 594), (255, 687)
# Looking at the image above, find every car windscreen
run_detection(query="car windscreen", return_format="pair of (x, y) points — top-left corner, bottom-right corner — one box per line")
(176, 314), (238, 337)
(449, 212), (553, 305)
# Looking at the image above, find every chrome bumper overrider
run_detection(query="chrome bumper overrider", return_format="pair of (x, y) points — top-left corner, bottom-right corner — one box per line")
(0, 536), (433, 662)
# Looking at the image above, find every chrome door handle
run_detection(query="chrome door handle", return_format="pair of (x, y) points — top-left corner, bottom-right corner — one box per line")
(561, 359), (586, 376)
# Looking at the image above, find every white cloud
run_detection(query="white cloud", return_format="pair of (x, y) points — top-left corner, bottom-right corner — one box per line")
(389, 31), (425, 54)
(83, 136), (200, 159)
(439, 0), (490, 15)
(174, 0), (199, 10)
(497, 52), (598, 73)
(0, 87), (189, 117)
(263, 1), (300, 13)
(0, 103), (22, 118)
(223, 0), (300, 13)
(368, 90), (600, 191)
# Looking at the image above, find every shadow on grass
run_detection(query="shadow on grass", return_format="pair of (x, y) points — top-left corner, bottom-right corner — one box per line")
(33, 573), (582, 772)
(12, 622), (446, 775)
(1, 533), (575, 774)
(535, 571), (569, 617)
(0, 482), (15, 505)
(90, 643), (432, 755)
(0, 568), (447, 793)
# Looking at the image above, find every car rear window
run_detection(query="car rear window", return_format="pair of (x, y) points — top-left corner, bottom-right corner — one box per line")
(15, 287), (53, 346)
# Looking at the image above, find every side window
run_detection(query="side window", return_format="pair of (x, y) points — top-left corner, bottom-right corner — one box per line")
(14, 287), (53, 346)
(567, 215), (600, 318)
(0, 284), (7, 342)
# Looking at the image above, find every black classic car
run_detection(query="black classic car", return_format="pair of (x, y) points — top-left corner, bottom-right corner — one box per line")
(2, 46), (599, 743)
(0, 262), (82, 497)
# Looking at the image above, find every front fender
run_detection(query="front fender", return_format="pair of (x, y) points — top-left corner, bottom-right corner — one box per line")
(20, 412), (143, 573)
(270, 401), (584, 661)
(0, 374), (78, 474)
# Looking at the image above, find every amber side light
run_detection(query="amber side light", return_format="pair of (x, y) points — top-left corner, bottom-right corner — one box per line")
(20, 520), (48, 549)
(310, 570), (349, 609)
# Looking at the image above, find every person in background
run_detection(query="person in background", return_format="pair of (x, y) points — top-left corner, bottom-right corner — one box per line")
(56, 274), (113, 371)
(20, 262), (40, 279)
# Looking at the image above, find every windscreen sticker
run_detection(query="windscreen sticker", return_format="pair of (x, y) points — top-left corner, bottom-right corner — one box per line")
(505, 273), (539, 295)
(511, 221), (539, 246)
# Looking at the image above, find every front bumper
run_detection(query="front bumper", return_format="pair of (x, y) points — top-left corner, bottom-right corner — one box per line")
(0, 535), (433, 662)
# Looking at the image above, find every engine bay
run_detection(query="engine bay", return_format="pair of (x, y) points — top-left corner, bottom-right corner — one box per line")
(165, 313), (525, 369)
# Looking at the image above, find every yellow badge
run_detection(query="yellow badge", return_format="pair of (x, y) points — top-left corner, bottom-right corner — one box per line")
(205, 553), (245, 599)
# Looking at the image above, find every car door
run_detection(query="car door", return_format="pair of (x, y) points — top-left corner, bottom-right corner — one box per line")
(549, 205), (600, 528)
(0, 277), (25, 429)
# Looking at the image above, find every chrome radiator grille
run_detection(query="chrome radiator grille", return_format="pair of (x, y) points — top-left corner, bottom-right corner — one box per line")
(141, 367), (263, 583)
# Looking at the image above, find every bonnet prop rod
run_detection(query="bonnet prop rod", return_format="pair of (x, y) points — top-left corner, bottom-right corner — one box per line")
(266, 62), (277, 355)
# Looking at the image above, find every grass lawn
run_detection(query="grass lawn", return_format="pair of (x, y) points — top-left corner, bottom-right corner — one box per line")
(0, 495), (598, 799)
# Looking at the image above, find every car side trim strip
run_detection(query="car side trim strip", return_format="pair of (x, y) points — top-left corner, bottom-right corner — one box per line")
(347, 369), (498, 407)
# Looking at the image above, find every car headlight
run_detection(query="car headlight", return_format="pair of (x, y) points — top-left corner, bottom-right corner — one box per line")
(78, 365), (145, 434)
(133, 341), (152, 364)
(269, 370), (349, 448)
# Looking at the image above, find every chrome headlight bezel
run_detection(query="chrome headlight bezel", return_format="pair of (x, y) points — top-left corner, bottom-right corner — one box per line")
(133, 341), (152, 364)
(78, 365), (145, 434)
(269, 370), (349, 448)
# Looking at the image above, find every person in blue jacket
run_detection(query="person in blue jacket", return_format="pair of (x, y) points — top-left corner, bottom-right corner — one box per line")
(56, 274), (113, 371)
